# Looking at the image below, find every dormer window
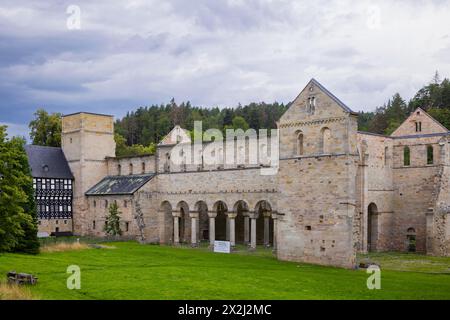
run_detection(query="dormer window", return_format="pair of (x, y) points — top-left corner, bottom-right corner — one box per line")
(42, 165), (49, 172)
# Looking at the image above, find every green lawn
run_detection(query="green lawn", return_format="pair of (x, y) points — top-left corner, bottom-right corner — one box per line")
(0, 241), (449, 300)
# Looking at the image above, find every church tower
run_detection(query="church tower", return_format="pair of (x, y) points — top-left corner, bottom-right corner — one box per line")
(61, 112), (116, 234)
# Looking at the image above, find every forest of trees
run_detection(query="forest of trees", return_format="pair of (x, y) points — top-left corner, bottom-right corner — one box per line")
(28, 72), (450, 156)
(114, 100), (288, 147)
(358, 72), (450, 135)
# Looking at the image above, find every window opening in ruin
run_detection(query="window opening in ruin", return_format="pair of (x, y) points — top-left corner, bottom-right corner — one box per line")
(407, 228), (416, 252)
(427, 145), (433, 165)
(403, 146), (410, 166)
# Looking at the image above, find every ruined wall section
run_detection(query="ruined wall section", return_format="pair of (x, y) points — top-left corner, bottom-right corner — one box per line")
(392, 135), (444, 252)
(428, 136), (450, 256)
(356, 133), (394, 252)
(106, 155), (156, 176)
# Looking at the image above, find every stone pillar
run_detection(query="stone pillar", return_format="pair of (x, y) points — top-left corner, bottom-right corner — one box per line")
(263, 211), (271, 247)
(172, 211), (181, 245)
(189, 211), (199, 247)
(227, 212), (237, 247)
(248, 212), (258, 250)
(243, 211), (250, 244)
(272, 212), (278, 252)
(208, 212), (217, 248)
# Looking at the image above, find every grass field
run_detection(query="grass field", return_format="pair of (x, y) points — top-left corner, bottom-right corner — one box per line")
(0, 241), (449, 300)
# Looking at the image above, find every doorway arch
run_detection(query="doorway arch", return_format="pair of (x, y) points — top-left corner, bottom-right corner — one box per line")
(176, 201), (190, 243)
(213, 201), (228, 241)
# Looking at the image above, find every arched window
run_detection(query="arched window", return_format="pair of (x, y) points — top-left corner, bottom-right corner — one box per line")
(368, 203), (378, 252)
(404, 146), (410, 166)
(295, 131), (304, 156)
(129, 163), (133, 175)
(105, 200), (108, 208)
(118, 164), (121, 176)
(406, 228), (416, 252)
(427, 145), (433, 165)
(142, 162), (146, 174)
(320, 127), (331, 154)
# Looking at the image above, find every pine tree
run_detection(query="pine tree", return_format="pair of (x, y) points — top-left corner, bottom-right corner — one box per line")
(104, 202), (122, 237)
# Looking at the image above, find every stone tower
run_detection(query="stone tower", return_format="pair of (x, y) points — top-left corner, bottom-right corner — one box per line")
(61, 112), (116, 235)
(276, 79), (359, 268)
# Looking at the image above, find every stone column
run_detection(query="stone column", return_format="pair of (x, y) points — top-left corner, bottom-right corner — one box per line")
(208, 211), (217, 248)
(189, 211), (199, 247)
(243, 211), (250, 244)
(248, 212), (258, 250)
(172, 211), (181, 245)
(263, 211), (271, 247)
(271, 212), (278, 252)
(227, 212), (237, 247)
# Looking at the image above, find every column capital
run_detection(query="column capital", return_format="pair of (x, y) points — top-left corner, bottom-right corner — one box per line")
(262, 210), (272, 218)
(207, 212), (217, 218)
(171, 211), (181, 218)
(189, 212), (199, 219)
(248, 211), (259, 219)
(241, 209), (250, 217)
(227, 212), (237, 219)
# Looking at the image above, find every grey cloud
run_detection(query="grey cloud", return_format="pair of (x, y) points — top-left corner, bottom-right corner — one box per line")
(1, 0), (450, 132)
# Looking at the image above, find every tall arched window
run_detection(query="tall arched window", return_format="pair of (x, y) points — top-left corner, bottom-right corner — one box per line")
(295, 131), (304, 156)
(368, 203), (378, 252)
(129, 163), (133, 175)
(403, 146), (410, 166)
(118, 164), (121, 176)
(142, 162), (146, 174)
(427, 145), (433, 165)
(384, 146), (389, 166)
(320, 127), (331, 154)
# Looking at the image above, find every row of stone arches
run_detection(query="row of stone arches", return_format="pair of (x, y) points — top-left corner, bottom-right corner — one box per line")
(159, 200), (277, 249)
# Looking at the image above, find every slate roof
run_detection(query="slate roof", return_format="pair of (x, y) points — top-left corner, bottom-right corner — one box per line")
(25, 145), (74, 179)
(85, 174), (155, 196)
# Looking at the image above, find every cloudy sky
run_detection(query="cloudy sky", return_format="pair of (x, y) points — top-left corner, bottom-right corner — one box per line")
(1, 0), (450, 138)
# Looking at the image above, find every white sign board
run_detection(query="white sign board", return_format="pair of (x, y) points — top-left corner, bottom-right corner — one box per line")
(214, 241), (231, 253)
(37, 232), (50, 238)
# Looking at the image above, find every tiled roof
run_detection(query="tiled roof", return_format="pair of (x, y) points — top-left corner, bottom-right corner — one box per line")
(25, 145), (74, 179)
(85, 174), (155, 196)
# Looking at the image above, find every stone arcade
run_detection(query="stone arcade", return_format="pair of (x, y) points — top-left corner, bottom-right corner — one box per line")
(25, 79), (450, 268)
